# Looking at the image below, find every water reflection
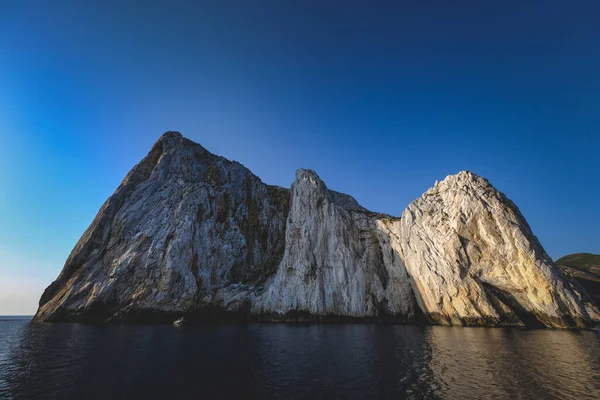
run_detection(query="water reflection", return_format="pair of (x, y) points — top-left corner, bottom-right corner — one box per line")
(1, 319), (599, 399)
(427, 327), (600, 399)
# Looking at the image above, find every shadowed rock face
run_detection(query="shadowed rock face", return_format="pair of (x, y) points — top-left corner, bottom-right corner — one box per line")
(35, 132), (290, 322)
(34, 132), (599, 328)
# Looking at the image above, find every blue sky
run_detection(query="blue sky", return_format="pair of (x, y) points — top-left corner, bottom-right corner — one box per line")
(1, 1), (599, 314)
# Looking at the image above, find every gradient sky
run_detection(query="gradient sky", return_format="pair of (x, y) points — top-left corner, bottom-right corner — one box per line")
(1, 1), (599, 314)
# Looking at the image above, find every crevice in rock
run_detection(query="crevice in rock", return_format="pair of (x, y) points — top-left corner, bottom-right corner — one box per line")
(479, 281), (545, 328)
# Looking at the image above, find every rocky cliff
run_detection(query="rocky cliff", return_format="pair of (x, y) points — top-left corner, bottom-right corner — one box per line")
(398, 172), (598, 328)
(34, 132), (599, 328)
(253, 169), (417, 320)
(35, 132), (290, 322)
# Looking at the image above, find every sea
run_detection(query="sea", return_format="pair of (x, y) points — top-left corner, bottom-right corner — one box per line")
(0, 316), (599, 399)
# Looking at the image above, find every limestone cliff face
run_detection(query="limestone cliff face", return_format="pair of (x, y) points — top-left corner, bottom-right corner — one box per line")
(36, 132), (289, 321)
(253, 169), (417, 319)
(399, 171), (599, 328)
(34, 132), (599, 328)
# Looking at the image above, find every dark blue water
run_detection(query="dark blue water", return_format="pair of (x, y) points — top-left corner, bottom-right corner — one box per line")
(1, 317), (599, 399)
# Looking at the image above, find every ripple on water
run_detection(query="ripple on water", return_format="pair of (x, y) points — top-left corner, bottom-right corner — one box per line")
(1, 319), (599, 399)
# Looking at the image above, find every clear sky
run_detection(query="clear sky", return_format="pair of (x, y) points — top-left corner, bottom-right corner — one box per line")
(1, 1), (599, 315)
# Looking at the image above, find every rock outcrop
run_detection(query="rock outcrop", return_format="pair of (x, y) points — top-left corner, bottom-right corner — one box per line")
(35, 132), (290, 322)
(253, 169), (417, 320)
(34, 132), (600, 328)
(399, 172), (598, 328)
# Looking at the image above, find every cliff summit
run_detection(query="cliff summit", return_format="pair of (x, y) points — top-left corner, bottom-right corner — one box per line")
(34, 132), (599, 328)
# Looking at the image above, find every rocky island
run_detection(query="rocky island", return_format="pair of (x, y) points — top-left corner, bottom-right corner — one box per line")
(34, 132), (600, 328)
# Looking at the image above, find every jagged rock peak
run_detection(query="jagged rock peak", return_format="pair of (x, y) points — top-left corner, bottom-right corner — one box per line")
(152, 130), (215, 157)
(33, 132), (599, 328)
(254, 168), (416, 318)
(295, 168), (322, 182)
(294, 168), (328, 193)
(428, 170), (490, 192)
(152, 130), (184, 151)
(161, 130), (183, 138)
(158, 130), (183, 141)
(293, 168), (367, 213)
(34, 131), (291, 322)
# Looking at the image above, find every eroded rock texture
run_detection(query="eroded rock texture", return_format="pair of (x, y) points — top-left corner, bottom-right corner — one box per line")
(35, 132), (599, 328)
(36, 132), (289, 321)
(253, 169), (417, 320)
(399, 171), (598, 328)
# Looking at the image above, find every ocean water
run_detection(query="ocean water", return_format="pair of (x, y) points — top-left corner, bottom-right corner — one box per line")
(1, 317), (599, 399)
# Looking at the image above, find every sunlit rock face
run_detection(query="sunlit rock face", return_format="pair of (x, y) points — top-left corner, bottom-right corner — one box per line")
(399, 171), (599, 328)
(253, 169), (417, 320)
(34, 132), (599, 328)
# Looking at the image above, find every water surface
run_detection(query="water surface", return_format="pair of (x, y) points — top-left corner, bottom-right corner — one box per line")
(1, 317), (599, 399)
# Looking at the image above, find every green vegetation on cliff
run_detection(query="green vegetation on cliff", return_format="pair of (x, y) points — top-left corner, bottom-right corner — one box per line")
(555, 253), (600, 307)
(556, 253), (600, 272)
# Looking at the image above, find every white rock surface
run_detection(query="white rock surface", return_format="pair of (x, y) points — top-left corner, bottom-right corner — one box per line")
(34, 133), (599, 328)
(399, 171), (599, 328)
(35, 132), (289, 321)
(254, 169), (416, 319)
